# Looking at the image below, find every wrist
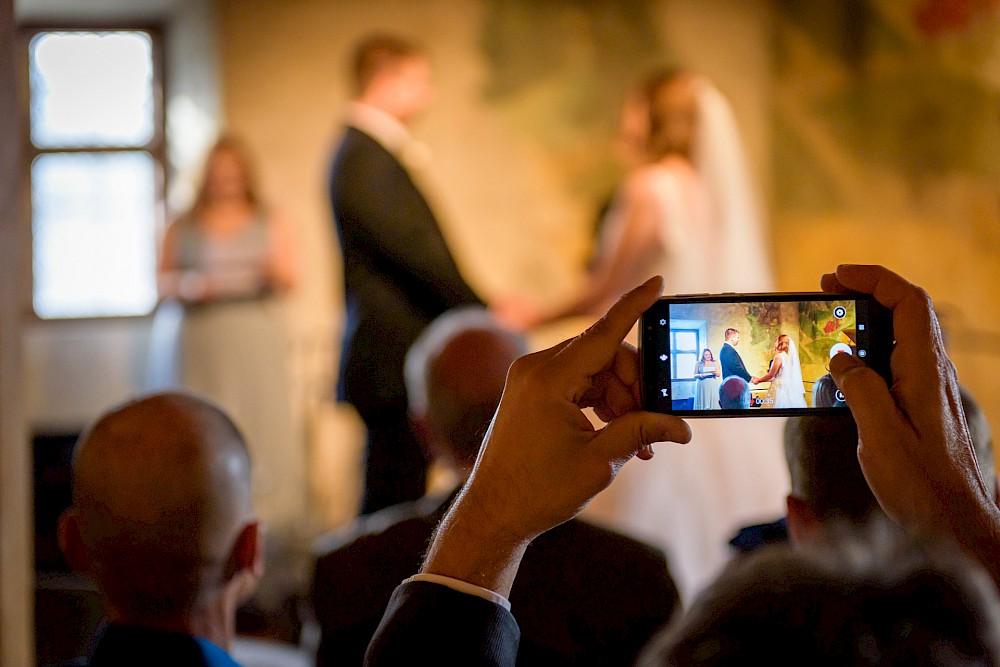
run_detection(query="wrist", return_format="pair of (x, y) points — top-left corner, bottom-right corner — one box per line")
(944, 486), (1000, 586)
(421, 489), (530, 598)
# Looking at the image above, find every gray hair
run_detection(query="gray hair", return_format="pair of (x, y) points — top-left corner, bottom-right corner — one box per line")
(404, 307), (528, 418)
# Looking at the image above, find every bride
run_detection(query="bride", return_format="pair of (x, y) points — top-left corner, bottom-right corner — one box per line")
(497, 70), (785, 602)
(754, 334), (807, 409)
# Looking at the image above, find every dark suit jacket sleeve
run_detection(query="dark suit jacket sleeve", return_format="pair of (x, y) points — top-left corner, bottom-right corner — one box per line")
(365, 581), (520, 667)
(332, 130), (483, 314)
(722, 345), (752, 382)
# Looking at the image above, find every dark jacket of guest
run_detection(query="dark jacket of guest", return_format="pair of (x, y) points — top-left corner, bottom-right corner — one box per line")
(62, 624), (241, 667)
(312, 491), (679, 667)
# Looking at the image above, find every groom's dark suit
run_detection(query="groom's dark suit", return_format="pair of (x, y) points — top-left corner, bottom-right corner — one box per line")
(330, 125), (483, 514)
(720, 341), (751, 382)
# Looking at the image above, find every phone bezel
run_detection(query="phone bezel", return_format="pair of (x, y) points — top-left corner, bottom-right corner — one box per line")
(639, 291), (893, 418)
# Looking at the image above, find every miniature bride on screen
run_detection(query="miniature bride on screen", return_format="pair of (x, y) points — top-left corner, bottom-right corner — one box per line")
(755, 334), (808, 409)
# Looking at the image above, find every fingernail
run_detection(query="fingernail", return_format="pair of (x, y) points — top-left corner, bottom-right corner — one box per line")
(830, 352), (862, 373)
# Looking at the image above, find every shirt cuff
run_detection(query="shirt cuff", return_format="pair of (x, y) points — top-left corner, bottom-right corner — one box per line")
(403, 573), (512, 612)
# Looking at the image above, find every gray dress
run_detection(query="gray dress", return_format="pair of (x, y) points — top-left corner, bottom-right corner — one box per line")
(694, 361), (721, 410)
(148, 214), (306, 532)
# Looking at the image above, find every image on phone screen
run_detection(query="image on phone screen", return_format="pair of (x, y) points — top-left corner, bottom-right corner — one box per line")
(640, 293), (892, 417)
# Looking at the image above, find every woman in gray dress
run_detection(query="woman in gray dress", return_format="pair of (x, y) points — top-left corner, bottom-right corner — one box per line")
(153, 136), (304, 532)
(694, 347), (721, 410)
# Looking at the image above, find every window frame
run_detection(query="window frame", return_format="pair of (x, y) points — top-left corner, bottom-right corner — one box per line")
(19, 22), (167, 322)
(670, 327), (700, 380)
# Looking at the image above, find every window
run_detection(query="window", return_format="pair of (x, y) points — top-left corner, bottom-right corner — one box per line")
(26, 29), (164, 318)
(670, 328), (699, 379)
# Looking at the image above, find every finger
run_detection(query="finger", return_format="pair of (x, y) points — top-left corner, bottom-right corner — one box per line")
(820, 272), (850, 293)
(830, 264), (946, 398)
(833, 264), (917, 310)
(589, 372), (640, 422)
(833, 265), (941, 354)
(612, 342), (639, 389)
(592, 411), (691, 466)
(555, 277), (664, 384)
(514, 338), (573, 372)
(830, 352), (911, 444)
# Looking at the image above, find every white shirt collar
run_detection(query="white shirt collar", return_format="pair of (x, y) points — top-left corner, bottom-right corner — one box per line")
(346, 101), (410, 155)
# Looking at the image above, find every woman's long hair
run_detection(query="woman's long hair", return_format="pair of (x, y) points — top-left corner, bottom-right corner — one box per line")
(185, 135), (261, 222)
(642, 69), (697, 161)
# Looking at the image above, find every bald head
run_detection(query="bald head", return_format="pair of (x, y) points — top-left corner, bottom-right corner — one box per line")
(784, 415), (878, 527)
(66, 392), (256, 621)
(406, 309), (527, 471)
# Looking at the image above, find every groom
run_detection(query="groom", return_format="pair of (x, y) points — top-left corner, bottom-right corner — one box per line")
(720, 328), (758, 384)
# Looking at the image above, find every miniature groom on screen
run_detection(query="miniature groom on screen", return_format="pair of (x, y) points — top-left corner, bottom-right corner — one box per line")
(720, 328), (754, 383)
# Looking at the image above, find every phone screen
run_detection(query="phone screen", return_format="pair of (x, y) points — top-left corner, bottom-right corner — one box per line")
(640, 293), (892, 417)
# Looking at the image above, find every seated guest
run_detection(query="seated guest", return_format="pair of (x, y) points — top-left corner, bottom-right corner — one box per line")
(639, 538), (1000, 665)
(732, 386), (995, 553)
(718, 376), (750, 409)
(811, 373), (845, 407)
(312, 308), (680, 666)
(365, 266), (1000, 665)
(783, 414), (893, 548)
(787, 389), (994, 549)
(58, 392), (261, 666)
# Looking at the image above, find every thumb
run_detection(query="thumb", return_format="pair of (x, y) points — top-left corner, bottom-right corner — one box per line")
(592, 412), (691, 464)
(830, 352), (905, 446)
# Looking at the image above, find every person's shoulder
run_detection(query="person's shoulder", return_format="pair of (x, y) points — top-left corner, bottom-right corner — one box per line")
(522, 518), (680, 616)
(534, 517), (671, 578)
(311, 496), (447, 626)
(312, 494), (450, 589)
(315, 495), (443, 563)
(332, 126), (382, 163)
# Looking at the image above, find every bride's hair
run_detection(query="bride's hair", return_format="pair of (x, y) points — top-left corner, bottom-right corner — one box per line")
(641, 69), (697, 161)
(776, 334), (791, 354)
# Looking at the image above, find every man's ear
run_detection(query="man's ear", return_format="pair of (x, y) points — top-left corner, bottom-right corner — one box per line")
(58, 508), (89, 574)
(232, 521), (263, 579)
(786, 494), (821, 548)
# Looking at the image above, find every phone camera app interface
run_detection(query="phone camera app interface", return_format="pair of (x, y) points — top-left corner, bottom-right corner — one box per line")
(656, 299), (863, 413)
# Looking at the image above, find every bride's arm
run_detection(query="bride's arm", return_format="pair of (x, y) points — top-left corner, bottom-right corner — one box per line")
(541, 170), (662, 320)
(756, 353), (782, 384)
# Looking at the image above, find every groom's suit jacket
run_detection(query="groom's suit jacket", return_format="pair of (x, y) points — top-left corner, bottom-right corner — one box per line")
(720, 342), (751, 381)
(329, 125), (483, 512)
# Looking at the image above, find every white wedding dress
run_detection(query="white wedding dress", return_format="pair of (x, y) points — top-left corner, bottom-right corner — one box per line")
(578, 78), (789, 603)
(766, 343), (808, 409)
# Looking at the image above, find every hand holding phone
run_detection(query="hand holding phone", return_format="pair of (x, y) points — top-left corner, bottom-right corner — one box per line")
(639, 292), (893, 417)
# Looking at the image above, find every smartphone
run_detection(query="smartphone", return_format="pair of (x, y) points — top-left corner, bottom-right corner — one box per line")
(639, 292), (893, 417)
